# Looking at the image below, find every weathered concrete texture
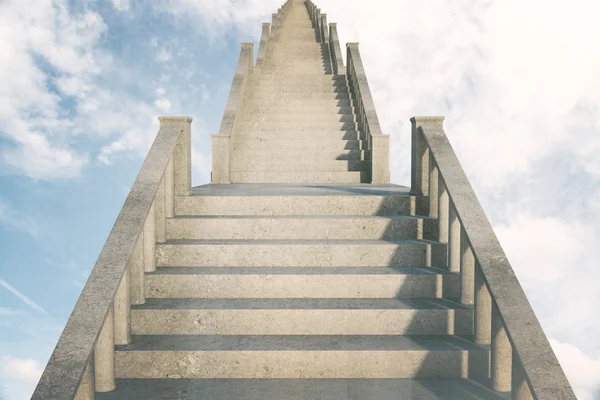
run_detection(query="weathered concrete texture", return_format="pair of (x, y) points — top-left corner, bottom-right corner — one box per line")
(97, 378), (510, 400)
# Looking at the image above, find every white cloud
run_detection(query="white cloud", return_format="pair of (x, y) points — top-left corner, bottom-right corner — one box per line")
(112, 0), (130, 12)
(0, 357), (43, 387)
(156, 49), (172, 63)
(156, 87), (166, 96)
(550, 339), (600, 400)
(154, 98), (172, 112)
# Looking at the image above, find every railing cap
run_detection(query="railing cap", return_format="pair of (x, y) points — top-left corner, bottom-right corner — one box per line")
(241, 42), (254, 49)
(347, 42), (359, 48)
(411, 116), (445, 126)
(262, 22), (270, 27)
(330, 22), (337, 27)
(158, 116), (193, 124)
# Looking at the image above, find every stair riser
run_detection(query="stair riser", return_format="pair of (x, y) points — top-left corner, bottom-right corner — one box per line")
(115, 351), (470, 379)
(155, 243), (447, 267)
(245, 99), (352, 107)
(239, 115), (355, 123)
(237, 131), (361, 140)
(248, 87), (348, 94)
(167, 217), (422, 240)
(233, 140), (364, 151)
(237, 122), (357, 131)
(230, 172), (367, 184)
(242, 107), (354, 115)
(175, 196), (415, 216)
(131, 309), (472, 335)
(145, 274), (460, 298)
(246, 93), (349, 100)
(230, 161), (367, 173)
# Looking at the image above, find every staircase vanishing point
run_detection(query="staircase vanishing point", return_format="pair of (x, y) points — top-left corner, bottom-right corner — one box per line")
(33, 1), (576, 399)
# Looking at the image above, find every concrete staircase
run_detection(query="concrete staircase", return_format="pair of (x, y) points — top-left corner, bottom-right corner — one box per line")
(97, 1), (509, 399)
(231, 1), (366, 184)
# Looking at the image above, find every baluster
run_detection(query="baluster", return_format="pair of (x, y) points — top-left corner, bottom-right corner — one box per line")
(410, 119), (430, 197)
(129, 234), (145, 305)
(438, 178), (449, 242)
(165, 156), (174, 218)
(114, 267), (131, 345)
(459, 226), (474, 304)
(474, 262), (492, 344)
(316, 9), (321, 42)
(512, 355), (534, 400)
(428, 157), (438, 218)
(94, 308), (115, 392)
(492, 304), (512, 392)
(75, 358), (93, 400)
(143, 201), (156, 272)
(155, 175), (166, 243)
(449, 201), (461, 273)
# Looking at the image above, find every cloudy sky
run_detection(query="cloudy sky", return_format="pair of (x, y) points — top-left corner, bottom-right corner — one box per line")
(0, 0), (599, 399)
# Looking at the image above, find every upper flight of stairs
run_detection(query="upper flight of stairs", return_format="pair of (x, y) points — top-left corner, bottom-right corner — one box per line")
(231, 0), (365, 184)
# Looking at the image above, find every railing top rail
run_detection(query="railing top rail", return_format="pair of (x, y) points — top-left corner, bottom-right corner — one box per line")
(217, 42), (253, 136)
(412, 116), (576, 400)
(346, 43), (383, 136)
(31, 117), (191, 400)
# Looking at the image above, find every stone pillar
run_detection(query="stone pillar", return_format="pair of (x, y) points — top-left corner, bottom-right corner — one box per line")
(113, 267), (131, 345)
(143, 200), (156, 272)
(321, 14), (328, 43)
(448, 202), (461, 273)
(155, 175), (166, 243)
(271, 13), (278, 39)
(492, 305), (512, 392)
(474, 263), (492, 344)
(129, 234), (145, 305)
(158, 117), (192, 196)
(94, 308), (115, 392)
(459, 227), (474, 304)
(74, 359), (93, 400)
(428, 155), (438, 218)
(438, 179), (449, 243)
(165, 157), (174, 217)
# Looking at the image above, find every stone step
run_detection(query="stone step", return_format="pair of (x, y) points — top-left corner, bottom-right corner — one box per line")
(233, 138), (363, 151)
(177, 190), (415, 217)
(230, 160), (367, 174)
(230, 171), (367, 184)
(243, 98), (352, 107)
(242, 106), (354, 115)
(237, 121), (356, 131)
(248, 85), (348, 93)
(96, 378), (510, 400)
(251, 75), (347, 83)
(232, 149), (364, 161)
(114, 335), (486, 379)
(166, 215), (433, 240)
(144, 266), (458, 299)
(155, 239), (447, 267)
(236, 130), (361, 140)
(238, 114), (355, 124)
(245, 92), (348, 100)
(131, 298), (472, 335)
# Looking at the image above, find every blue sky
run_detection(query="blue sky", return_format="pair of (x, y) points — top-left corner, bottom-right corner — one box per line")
(1, 0), (599, 399)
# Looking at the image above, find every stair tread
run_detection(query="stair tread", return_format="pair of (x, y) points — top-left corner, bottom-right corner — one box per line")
(117, 335), (486, 352)
(149, 266), (451, 275)
(161, 239), (440, 245)
(191, 183), (411, 196)
(96, 378), (509, 400)
(171, 215), (430, 220)
(133, 298), (469, 310)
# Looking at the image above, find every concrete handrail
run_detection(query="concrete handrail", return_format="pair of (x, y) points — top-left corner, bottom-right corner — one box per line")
(346, 43), (390, 183)
(329, 23), (345, 75)
(411, 116), (576, 400)
(256, 23), (270, 67)
(32, 116), (192, 399)
(212, 42), (253, 183)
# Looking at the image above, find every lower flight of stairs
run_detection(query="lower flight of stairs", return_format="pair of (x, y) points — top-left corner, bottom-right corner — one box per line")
(97, 184), (510, 400)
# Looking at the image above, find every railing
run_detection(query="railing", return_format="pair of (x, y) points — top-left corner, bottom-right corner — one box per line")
(411, 117), (576, 400)
(346, 43), (390, 184)
(31, 116), (192, 400)
(211, 43), (253, 184)
(329, 23), (345, 75)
